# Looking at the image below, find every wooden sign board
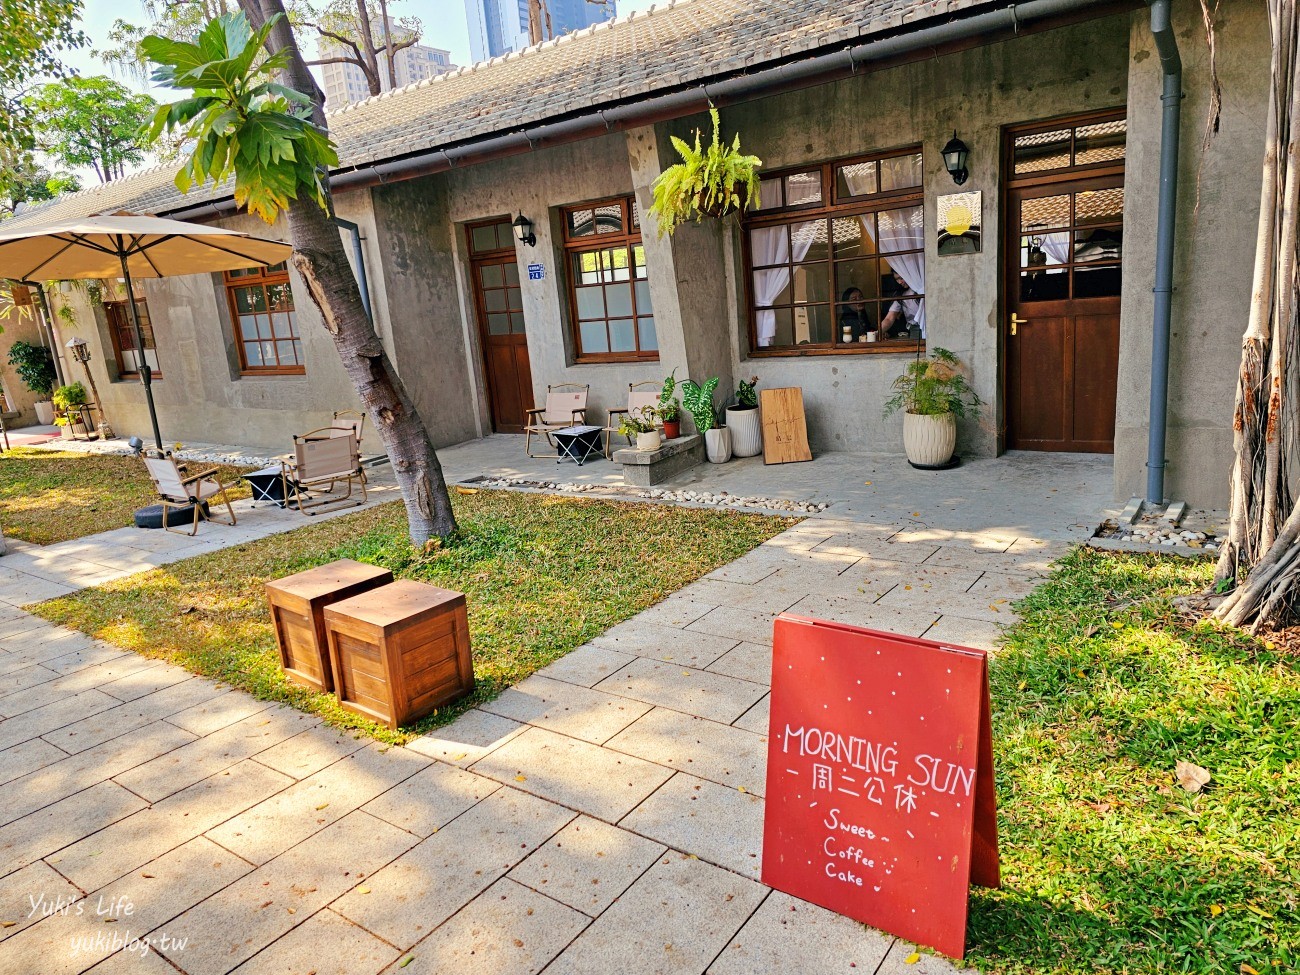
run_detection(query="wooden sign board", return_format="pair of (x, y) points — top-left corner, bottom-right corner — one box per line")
(762, 615), (1000, 959)
(760, 387), (812, 464)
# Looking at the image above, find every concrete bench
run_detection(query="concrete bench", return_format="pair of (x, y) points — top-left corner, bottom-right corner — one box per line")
(613, 434), (704, 487)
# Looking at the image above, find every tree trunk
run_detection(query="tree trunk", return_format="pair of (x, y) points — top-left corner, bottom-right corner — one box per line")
(377, 0), (397, 90)
(243, 0), (458, 543)
(354, 0), (382, 95)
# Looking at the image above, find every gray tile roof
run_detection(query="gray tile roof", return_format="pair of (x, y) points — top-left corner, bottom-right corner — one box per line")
(8, 0), (996, 228)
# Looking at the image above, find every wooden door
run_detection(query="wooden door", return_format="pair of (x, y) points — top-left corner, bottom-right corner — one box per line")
(1004, 115), (1124, 453)
(469, 239), (533, 434)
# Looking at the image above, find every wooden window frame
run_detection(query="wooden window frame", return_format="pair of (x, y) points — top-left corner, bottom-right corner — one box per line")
(103, 297), (160, 380)
(467, 215), (517, 259)
(562, 196), (659, 363)
(744, 146), (926, 358)
(223, 264), (305, 376)
(1003, 107), (1127, 191)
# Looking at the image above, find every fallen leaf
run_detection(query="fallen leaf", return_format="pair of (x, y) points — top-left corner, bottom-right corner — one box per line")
(399, 957), (414, 969)
(2, 921), (16, 928)
(864, 481), (872, 485)
(513, 939), (524, 948)
(515, 775), (527, 782)
(1209, 904), (1223, 917)
(1175, 761), (1211, 793)
(357, 886), (371, 895)
(286, 908), (296, 915)
(905, 953), (921, 965)
(455, 486), (479, 495)
(315, 803), (329, 811)
(738, 786), (748, 793)
(1240, 965), (1260, 975)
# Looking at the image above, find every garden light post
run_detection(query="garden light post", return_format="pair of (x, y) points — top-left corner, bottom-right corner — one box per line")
(65, 336), (114, 440)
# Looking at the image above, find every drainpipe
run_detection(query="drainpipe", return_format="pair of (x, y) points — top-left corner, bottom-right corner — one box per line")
(1145, 0), (1182, 505)
(28, 282), (68, 388)
(332, 217), (373, 322)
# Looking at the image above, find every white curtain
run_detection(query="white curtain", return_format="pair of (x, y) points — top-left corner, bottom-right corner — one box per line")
(1037, 231), (1071, 265)
(753, 180), (816, 347)
(842, 167), (926, 336)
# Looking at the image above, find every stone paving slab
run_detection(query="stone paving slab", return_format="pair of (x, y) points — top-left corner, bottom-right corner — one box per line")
(685, 606), (780, 647)
(229, 907), (399, 975)
(165, 692), (276, 737)
(783, 593), (938, 636)
(384, 877), (589, 975)
(0, 656), (160, 719)
(542, 853), (767, 975)
(0, 689), (122, 752)
(607, 708), (768, 796)
(820, 559), (985, 597)
(921, 615), (1005, 653)
(707, 889), (895, 975)
(472, 726), (674, 822)
(0, 736), (69, 787)
(678, 579), (809, 615)
(0, 859), (81, 944)
(704, 642), (771, 685)
(507, 814), (665, 917)
(480, 674), (653, 745)
(597, 657), (769, 724)
(0, 779), (147, 878)
(403, 708), (526, 767)
(621, 773), (765, 880)
(361, 760), (499, 838)
(42, 677), (227, 755)
(536, 644), (634, 688)
(876, 585), (1017, 624)
(250, 725), (369, 780)
(332, 787), (573, 950)
(732, 695), (770, 736)
(592, 619), (739, 668)
(97, 661), (197, 703)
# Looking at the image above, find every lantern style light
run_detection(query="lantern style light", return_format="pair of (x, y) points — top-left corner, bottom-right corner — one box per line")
(942, 132), (970, 186)
(512, 214), (537, 247)
(66, 336), (91, 364)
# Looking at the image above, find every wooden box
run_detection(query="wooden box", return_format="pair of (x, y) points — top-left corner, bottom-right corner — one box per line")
(323, 580), (474, 729)
(265, 558), (394, 693)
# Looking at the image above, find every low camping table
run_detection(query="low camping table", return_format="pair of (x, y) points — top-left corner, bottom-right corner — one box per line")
(552, 425), (603, 466)
(245, 466), (292, 507)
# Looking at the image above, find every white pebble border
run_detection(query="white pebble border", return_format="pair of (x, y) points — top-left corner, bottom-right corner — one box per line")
(26, 437), (276, 468)
(472, 475), (832, 514)
(1094, 517), (1220, 554)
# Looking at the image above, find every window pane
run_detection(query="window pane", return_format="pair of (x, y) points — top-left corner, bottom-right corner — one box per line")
(488, 313), (511, 335)
(244, 341), (263, 367)
(472, 224), (497, 252)
(1021, 194), (1070, 233)
(791, 219), (828, 263)
(632, 244), (647, 278)
(575, 286), (605, 320)
(836, 161), (876, 198)
(881, 257), (924, 298)
(832, 217), (866, 260)
(880, 153), (923, 191)
(503, 262), (520, 286)
(594, 202), (623, 233)
(261, 342), (278, 365)
(239, 315), (259, 340)
(754, 269), (791, 308)
(791, 263), (830, 304)
(276, 340), (297, 364)
(271, 313), (293, 338)
(835, 258), (878, 302)
(1074, 119), (1126, 166)
(568, 208), (596, 238)
(1021, 267), (1069, 302)
(797, 304), (833, 344)
(1074, 228), (1122, 263)
(509, 311), (527, 333)
(505, 286), (522, 312)
(1015, 128), (1071, 174)
(764, 307), (795, 347)
(750, 226), (788, 268)
(759, 177), (784, 209)
(1022, 233), (1068, 269)
(631, 199), (641, 229)
(292, 341), (303, 363)
(634, 279), (653, 313)
(484, 289), (507, 312)
(266, 282), (293, 310)
(785, 171), (822, 207)
(480, 263), (503, 287)
(1075, 187), (1124, 226)
(579, 320), (609, 354)
(605, 282), (633, 318)
(257, 317), (273, 340)
(638, 317), (657, 351)
(576, 251), (602, 285)
(603, 247), (631, 282)
(877, 206), (923, 252)
(608, 318), (636, 353)
(836, 302), (878, 343)
(235, 286), (265, 314)
(1074, 265), (1122, 298)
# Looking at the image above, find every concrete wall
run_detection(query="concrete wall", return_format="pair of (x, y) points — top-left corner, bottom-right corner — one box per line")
(1114, 0), (1268, 507)
(0, 298), (56, 427)
(695, 12), (1131, 457)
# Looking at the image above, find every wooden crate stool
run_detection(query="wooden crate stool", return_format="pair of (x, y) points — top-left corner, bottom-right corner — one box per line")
(324, 580), (474, 730)
(265, 559), (394, 693)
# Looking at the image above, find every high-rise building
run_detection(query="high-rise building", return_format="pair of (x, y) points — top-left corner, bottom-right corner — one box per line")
(318, 22), (457, 111)
(465, 0), (617, 63)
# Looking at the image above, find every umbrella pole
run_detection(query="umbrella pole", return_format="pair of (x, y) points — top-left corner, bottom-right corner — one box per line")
(118, 257), (164, 452)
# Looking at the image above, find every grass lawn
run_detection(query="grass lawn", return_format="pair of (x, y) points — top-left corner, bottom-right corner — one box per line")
(0, 446), (250, 545)
(34, 490), (797, 745)
(971, 548), (1297, 975)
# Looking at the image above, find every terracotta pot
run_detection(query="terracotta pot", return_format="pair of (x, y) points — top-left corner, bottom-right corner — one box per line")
(705, 426), (732, 463)
(662, 419), (681, 440)
(726, 406), (762, 457)
(636, 430), (662, 452)
(902, 411), (957, 467)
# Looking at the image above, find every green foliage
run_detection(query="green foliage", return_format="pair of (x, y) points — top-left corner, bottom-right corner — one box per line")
(6, 340), (56, 397)
(0, 153), (78, 220)
(680, 376), (720, 433)
(649, 108), (762, 237)
(144, 11), (340, 223)
(24, 76), (157, 182)
(52, 381), (87, 411)
(735, 375), (759, 408)
(618, 405), (658, 436)
(658, 369), (681, 421)
(0, 0), (89, 157)
(883, 347), (982, 419)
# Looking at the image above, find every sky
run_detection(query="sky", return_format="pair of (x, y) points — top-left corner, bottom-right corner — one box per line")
(69, 0), (662, 95)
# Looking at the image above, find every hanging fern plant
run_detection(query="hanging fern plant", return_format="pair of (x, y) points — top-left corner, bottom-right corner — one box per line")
(649, 108), (762, 237)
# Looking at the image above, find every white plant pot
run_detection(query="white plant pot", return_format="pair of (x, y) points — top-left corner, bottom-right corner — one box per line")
(726, 406), (763, 458)
(636, 430), (661, 452)
(59, 424), (74, 440)
(902, 411), (957, 467)
(705, 426), (732, 464)
(34, 400), (54, 425)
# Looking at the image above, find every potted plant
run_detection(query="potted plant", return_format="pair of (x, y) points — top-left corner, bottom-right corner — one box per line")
(6, 340), (58, 424)
(726, 375), (763, 458)
(52, 381), (89, 439)
(619, 405), (661, 452)
(883, 348), (982, 469)
(682, 376), (730, 463)
(649, 108), (762, 237)
(659, 370), (682, 440)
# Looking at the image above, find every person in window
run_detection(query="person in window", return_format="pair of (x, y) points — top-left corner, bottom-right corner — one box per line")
(880, 272), (922, 339)
(838, 288), (876, 341)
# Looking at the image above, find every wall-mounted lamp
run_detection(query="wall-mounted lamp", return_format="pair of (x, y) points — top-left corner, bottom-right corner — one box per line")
(941, 132), (970, 186)
(512, 214), (537, 247)
(66, 336), (90, 365)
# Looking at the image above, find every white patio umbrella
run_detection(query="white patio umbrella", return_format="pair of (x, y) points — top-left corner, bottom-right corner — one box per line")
(0, 211), (293, 451)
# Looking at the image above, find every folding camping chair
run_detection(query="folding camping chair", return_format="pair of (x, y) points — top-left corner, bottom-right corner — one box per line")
(603, 381), (663, 459)
(280, 427), (367, 515)
(142, 455), (239, 536)
(524, 383), (589, 458)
